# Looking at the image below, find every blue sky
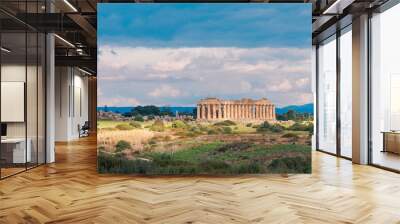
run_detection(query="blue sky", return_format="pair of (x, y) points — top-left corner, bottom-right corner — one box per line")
(98, 4), (312, 107)
(98, 4), (311, 48)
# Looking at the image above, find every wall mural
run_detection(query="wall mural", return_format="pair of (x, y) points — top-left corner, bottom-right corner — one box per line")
(97, 3), (313, 175)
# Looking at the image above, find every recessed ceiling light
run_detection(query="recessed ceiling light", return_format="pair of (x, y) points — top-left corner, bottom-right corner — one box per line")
(63, 0), (78, 12)
(1, 47), (11, 53)
(54, 34), (75, 48)
(78, 67), (93, 76)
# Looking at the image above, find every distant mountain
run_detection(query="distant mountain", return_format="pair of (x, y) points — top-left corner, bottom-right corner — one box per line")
(97, 106), (196, 115)
(276, 103), (314, 115)
(97, 103), (314, 115)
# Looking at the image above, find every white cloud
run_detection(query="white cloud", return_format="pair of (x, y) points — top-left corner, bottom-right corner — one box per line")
(239, 81), (252, 92)
(269, 79), (293, 92)
(98, 45), (312, 106)
(149, 84), (182, 98)
(99, 97), (140, 107)
(295, 77), (310, 89)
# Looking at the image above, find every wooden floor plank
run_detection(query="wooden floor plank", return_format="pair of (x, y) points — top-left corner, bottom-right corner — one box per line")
(0, 136), (400, 223)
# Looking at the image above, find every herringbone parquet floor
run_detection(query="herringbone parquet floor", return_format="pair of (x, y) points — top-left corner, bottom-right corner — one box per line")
(1, 136), (400, 224)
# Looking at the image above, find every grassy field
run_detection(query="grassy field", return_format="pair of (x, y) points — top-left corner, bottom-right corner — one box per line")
(97, 119), (312, 174)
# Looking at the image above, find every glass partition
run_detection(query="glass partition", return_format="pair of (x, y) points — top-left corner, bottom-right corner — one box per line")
(317, 35), (337, 154)
(371, 3), (400, 171)
(1, 30), (28, 177)
(0, 2), (46, 179)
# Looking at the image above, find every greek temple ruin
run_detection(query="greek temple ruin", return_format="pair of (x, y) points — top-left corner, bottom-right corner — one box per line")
(197, 98), (276, 121)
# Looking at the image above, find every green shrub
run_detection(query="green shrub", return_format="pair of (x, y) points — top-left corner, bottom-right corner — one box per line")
(268, 157), (311, 173)
(198, 125), (208, 132)
(129, 121), (142, 128)
(102, 127), (117, 131)
(150, 120), (165, 132)
(189, 126), (200, 132)
(256, 121), (284, 133)
(256, 121), (271, 132)
(214, 120), (236, 126)
(199, 160), (230, 171)
(207, 129), (218, 135)
(281, 133), (299, 140)
(98, 146), (106, 152)
(236, 162), (261, 174)
(115, 124), (134, 130)
(270, 124), (284, 133)
(171, 120), (187, 129)
(222, 126), (232, 134)
(148, 139), (157, 145)
(289, 122), (314, 133)
(246, 123), (253, 127)
(134, 116), (145, 122)
(115, 140), (131, 153)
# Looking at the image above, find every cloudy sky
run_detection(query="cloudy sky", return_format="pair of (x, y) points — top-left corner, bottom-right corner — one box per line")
(98, 4), (312, 107)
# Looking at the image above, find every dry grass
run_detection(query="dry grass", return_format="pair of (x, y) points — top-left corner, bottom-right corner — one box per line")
(98, 129), (157, 152)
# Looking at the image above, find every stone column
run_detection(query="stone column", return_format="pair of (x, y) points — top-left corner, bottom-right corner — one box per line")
(219, 104), (223, 119)
(196, 104), (201, 120)
(231, 104), (234, 119)
(214, 104), (218, 120)
(269, 105), (272, 120)
(236, 104), (239, 120)
(244, 105), (247, 119)
(237, 104), (241, 120)
(264, 105), (267, 119)
(235, 104), (238, 119)
(221, 103), (226, 119)
(248, 104), (252, 119)
(227, 104), (230, 119)
(202, 104), (205, 119)
(256, 105), (260, 120)
(271, 105), (274, 120)
(216, 104), (220, 119)
(262, 105), (266, 119)
(272, 105), (275, 120)
(217, 104), (220, 119)
(207, 104), (211, 120)
(261, 105), (264, 119)
(225, 103), (229, 119)
(230, 104), (233, 119)
(239, 104), (242, 120)
(267, 105), (270, 120)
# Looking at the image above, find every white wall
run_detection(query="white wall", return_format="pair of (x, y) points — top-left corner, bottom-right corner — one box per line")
(55, 67), (89, 141)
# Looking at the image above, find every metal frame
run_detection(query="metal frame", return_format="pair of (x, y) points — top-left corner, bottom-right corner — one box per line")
(367, 0), (400, 172)
(0, 0), (47, 180)
(315, 20), (353, 162)
(315, 0), (400, 171)
(336, 24), (341, 157)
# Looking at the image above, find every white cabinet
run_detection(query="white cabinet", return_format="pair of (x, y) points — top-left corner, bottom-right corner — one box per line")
(1, 138), (32, 163)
